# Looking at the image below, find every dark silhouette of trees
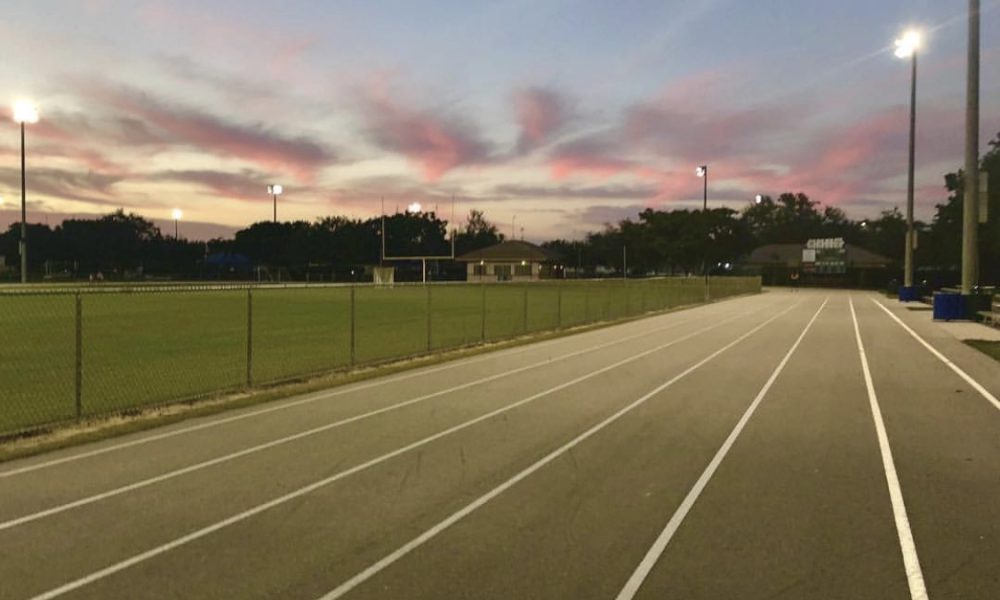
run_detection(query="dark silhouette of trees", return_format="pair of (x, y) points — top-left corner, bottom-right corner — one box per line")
(3, 132), (998, 285)
(455, 209), (504, 256)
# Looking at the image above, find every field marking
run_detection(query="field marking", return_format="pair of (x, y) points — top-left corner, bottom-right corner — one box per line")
(614, 297), (827, 600)
(0, 297), (757, 480)
(26, 301), (789, 600)
(0, 305), (766, 532)
(854, 298), (929, 600)
(872, 297), (1000, 412)
(315, 300), (805, 600)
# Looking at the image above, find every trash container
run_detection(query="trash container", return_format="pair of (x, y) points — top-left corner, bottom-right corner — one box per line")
(932, 291), (965, 321)
(898, 286), (921, 302)
(966, 293), (992, 317)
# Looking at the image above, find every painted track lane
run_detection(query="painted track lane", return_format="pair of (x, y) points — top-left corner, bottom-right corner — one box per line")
(2, 295), (780, 599)
(0, 294), (767, 491)
(621, 294), (916, 599)
(313, 295), (824, 600)
(7, 290), (995, 600)
(0, 297), (768, 528)
(857, 296), (1000, 599)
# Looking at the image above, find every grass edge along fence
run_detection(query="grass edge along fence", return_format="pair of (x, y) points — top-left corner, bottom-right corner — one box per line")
(0, 277), (760, 437)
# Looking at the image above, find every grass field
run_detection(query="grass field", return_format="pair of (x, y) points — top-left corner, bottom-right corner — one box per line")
(966, 339), (1000, 363)
(0, 277), (759, 435)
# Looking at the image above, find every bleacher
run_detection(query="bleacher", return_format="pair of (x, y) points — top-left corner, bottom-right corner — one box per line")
(978, 294), (1000, 326)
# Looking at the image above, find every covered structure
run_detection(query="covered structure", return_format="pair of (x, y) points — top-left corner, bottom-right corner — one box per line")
(456, 241), (559, 282)
(744, 240), (895, 288)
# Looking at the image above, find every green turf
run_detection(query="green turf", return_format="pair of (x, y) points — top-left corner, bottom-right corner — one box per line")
(965, 339), (1000, 363)
(0, 278), (760, 435)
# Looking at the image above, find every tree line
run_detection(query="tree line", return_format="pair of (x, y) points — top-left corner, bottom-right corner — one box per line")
(2, 133), (997, 284)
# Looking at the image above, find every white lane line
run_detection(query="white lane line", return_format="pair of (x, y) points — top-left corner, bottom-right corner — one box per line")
(0, 297), (758, 480)
(26, 301), (787, 600)
(872, 297), (1000, 412)
(315, 301), (804, 600)
(614, 297), (828, 600)
(0, 306), (757, 532)
(854, 297), (929, 600)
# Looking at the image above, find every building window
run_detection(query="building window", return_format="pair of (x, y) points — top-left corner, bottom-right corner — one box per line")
(473, 264), (486, 276)
(515, 264), (532, 277)
(494, 265), (512, 281)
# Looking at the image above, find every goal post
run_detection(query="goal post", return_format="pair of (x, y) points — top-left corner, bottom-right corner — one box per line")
(372, 266), (396, 286)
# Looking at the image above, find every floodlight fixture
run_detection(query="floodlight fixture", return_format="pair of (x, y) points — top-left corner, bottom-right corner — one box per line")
(268, 184), (283, 223)
(695, 165), (707, 178)
(12, 100), (39, 124)
(755, 194), (763, 204)
(894, 30), (922, 59)
(407, 202), (422, 214)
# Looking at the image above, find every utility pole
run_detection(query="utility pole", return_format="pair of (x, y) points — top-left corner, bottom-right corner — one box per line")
(20, 121), (27, 284)
(961, 0), (980, 295)
(904, 46), (918, 289)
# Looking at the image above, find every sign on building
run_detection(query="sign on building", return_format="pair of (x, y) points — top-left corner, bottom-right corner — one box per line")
(806, 238), (847, 274)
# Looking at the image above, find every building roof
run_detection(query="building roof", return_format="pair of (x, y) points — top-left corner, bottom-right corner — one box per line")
(746, 243), (894, 268)
(456, 240), (557, 263)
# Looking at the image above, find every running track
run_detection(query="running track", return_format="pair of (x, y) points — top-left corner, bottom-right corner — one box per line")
(1, 290), (998, 599)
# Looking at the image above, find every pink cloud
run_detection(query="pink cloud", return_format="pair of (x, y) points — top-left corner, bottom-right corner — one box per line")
(513, 87), (568, 153)
(360, 87), (491, 181)
(148, 170), (273, 201)
(84, 83), (335, 183)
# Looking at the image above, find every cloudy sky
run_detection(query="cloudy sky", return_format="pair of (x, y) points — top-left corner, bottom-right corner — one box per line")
(0, 0), (998, 240)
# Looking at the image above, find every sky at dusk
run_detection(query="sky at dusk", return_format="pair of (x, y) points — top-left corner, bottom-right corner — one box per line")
(0, 0), (998, 241)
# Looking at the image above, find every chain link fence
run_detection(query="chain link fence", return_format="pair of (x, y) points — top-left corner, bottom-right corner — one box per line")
(0, 277), (760, 436)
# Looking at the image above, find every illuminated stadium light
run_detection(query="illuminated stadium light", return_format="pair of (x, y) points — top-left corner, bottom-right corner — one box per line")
(894, 30), (921, 59)
(12, 100), (39, 124)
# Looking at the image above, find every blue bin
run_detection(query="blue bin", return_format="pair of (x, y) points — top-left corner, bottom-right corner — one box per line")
(933, 292), (966, 321)
(898, 286), (921, 302)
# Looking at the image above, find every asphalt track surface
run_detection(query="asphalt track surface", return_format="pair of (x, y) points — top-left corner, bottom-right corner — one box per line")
(1, 290), (998, 600)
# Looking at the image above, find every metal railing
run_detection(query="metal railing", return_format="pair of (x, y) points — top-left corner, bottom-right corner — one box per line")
(0, 277), (761, 436)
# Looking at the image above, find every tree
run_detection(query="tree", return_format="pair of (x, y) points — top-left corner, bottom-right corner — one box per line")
(921, 131), (1000, 283)
(455, 210), (504, 256)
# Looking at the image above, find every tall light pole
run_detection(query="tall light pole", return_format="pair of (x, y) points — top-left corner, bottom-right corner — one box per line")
(962, 0), (980, 295)
(171, 208), (183, 239)
(267, 184), (283, 223)
(13, 100), (38, 284)
(895, 30), (922, 292)
(696, 165), (709, 298)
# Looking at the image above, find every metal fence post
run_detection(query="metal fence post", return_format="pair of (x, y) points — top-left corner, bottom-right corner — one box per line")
(246, 288), (253, 387)
(556, 282), (563, 328)
(75, 293), (83, 420)
(480, 283), (486, 342)
(522, 285), (528, 333)
(606, 284), (611, 320)
(584, 284), (590, 323)
(349, 285), (356, 365)
(425, 284), (432, 352)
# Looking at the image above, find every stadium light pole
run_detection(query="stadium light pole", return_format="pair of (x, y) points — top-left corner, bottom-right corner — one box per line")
(13, 100), (39, 284)
(696, 165), (709, 298)
(171, 208), (183, 239)
(267, 184), (283, 223)
(895, 29), (922, 292)
(962, 0), (980, 296)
